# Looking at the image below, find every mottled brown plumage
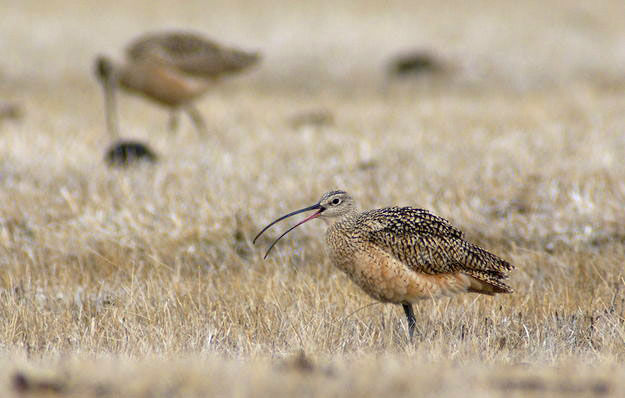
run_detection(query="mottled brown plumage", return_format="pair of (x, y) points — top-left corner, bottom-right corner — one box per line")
(254, 190), (515, 338)
(94, 31), (260, 136)
(127, 32), (259, 78)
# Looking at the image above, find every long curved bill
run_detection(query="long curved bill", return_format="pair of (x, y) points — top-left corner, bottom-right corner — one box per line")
(253, 203), (323, 259)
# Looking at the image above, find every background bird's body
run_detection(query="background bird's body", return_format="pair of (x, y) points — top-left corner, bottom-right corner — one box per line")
(120, 32), (259, 107)
(96, 31), (260, 135)
(326, 206), (514, 305)
(127, 32), (259, 78)
(116, 61), (211, 107)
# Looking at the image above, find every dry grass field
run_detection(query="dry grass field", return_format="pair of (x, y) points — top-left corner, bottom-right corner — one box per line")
(2, 0), (625, 396)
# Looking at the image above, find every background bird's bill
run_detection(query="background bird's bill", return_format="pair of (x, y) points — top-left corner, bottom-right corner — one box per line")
(96, 61), (120, 139)
(254, 203), (323, 258)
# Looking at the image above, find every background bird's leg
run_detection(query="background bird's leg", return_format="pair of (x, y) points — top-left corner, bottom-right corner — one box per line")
(402, 303), (416, 339)
(168, 111), (180, 134)
(185, 105), (207, 136)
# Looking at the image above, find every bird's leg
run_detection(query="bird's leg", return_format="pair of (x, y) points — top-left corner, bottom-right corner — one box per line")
(185, 105), (208, 136)
(168, 111), (180, 134)
(402, 303), (416, 339)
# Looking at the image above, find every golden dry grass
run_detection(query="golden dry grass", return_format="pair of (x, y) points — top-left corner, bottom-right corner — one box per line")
(1, 0), (625, 396)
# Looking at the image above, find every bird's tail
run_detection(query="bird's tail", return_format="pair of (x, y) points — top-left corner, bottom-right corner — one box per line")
(464, 270), (514, 295)
(457, 240), (515, 294)
(225, 50), (261, 72)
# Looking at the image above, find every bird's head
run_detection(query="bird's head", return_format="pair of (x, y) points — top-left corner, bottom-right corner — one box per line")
(317, 190), (356, 219)
(93, 55), (116, 83)
(253, 190), (356, 258)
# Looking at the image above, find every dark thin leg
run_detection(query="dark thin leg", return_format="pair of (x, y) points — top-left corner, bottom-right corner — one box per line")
(403, 303), (416, 339)
(185, 105), (207, 136)
(168, 111), (180, 134)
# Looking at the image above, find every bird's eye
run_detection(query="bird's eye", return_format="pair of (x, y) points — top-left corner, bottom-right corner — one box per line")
(331, 198), (341, 206)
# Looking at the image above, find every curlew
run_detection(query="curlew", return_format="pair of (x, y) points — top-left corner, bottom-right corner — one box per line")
(94, 31), (260, 136)
(254, 190), (514, 338)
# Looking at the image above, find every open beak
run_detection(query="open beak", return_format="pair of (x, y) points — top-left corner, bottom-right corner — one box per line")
(253, 203), (324, 259)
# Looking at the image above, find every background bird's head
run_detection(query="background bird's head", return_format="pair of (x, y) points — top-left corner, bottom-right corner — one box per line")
(93, 55), (115, 84)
